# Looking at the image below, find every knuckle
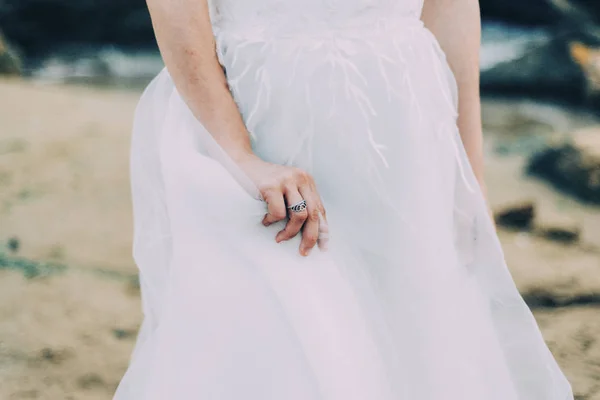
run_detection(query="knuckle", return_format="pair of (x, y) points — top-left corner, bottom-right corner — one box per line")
(319, 205), (327, 216)
(260, 183), (280, 197)
(308, 208), (320, 222)
(282, 173), (297, 186)
(291, 210), (308, 221)
(304, 233), (318, 245)
(292, 168), (309, 183)
(319, 208), (328, 222)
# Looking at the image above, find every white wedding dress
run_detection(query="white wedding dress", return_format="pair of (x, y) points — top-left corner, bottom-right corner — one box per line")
(114, 0), (574, 399)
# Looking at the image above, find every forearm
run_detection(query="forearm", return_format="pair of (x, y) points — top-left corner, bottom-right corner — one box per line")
(146, 0), (255, 162)
(421, 0), (487, 195)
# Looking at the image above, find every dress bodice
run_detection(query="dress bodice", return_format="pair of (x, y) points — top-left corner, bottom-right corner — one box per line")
(209, 0), (425, 37)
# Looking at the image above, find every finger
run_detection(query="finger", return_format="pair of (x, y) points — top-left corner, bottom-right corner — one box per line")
(262, 188), (287, 226)
(276, 187), (307, 243)
(305, 181), (329, 251)
(298, 185), (321, 256)
(317, 210), (330, 251)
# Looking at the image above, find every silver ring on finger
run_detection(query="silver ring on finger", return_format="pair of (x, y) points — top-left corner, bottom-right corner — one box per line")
(287, 199), (307, 213)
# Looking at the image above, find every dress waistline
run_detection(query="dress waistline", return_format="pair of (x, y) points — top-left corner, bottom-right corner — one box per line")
(212, 12), (425, 42)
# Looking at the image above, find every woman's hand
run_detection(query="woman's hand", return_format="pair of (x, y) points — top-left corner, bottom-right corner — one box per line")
(237, 154), (329, 256)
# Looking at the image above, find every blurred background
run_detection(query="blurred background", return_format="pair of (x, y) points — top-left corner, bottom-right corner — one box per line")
(0, 0), (599, 399)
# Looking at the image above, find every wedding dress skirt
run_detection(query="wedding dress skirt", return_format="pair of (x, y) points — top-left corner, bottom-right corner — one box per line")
(114, 1), (573, 399)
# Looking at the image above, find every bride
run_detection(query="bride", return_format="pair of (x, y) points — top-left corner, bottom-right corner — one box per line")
(114, 0), (574, 399)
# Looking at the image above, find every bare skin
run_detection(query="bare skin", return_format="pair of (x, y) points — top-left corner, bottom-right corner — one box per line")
(144, 0), (490, 256)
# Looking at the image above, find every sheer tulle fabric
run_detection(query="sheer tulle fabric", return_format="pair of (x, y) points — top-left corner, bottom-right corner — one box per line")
(114, 1), (573, 399)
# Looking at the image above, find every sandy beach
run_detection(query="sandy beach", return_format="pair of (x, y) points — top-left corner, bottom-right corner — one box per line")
(0, 78), (599, 399)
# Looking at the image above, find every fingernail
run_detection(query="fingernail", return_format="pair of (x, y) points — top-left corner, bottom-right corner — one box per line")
(302, 248), (311, 257)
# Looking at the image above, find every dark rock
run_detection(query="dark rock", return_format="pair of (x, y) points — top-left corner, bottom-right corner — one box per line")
(539, 226), (581, 243)
(479, 0), (600, 26)
(556, 0), (600, 26)
(534, 211), (581, 244)
(112, 328), (136, 340)
(527, 128), (600, 204)
(0, 1), (156, 58)
(77, 373), (106, 390)
(480, 37), (588, 104)
(479, 0), (562, 26)
(479, 0), (600, 108)
(7, 236), (19, 253)
(569, 41), (600, 105)
(523, 288), (600, 308)
(39, 347), (72, 365)
(494, 200), (536, 229)
(0, 30), (21, 75)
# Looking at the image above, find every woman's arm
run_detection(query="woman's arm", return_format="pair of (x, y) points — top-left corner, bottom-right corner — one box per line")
(421, 0), (489, 200)
(145, 0), (328, 255)
(146, 0), (253, 162)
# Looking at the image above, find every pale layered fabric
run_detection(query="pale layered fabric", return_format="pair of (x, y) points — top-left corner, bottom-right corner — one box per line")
(113, 0), (574, 399)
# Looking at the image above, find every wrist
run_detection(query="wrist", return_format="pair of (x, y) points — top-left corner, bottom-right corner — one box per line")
(230, 150), (264, 174)
(225, 145), (258, 165)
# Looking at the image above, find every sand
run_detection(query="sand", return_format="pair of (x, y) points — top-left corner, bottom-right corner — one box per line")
(0, 79), (598, 399)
